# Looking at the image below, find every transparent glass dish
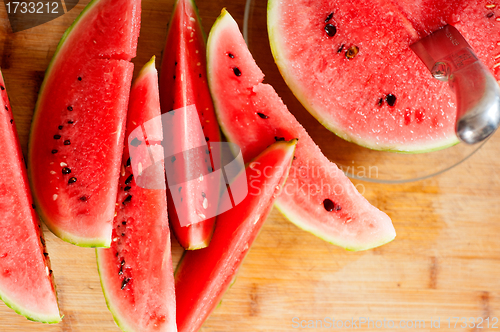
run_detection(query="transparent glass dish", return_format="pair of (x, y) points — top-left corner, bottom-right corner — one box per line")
(243, 0), (488, 184)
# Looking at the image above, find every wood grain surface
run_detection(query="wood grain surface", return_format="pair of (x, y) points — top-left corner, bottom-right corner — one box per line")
(1, 0), (499, 331)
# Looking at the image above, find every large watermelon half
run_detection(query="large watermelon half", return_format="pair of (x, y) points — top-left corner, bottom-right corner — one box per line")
(28, 0), (141, 247)
(175, 139), (297, 332)
(268, 0), (500, 152)
(0, 70), (60, 323)
(207, 10), (396, 251)
(97, 57), (176, 332)
(160, 0), (222, 250)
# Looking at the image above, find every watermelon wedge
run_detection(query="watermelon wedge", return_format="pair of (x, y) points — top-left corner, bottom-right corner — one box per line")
(267, 0), (500, 152)
(207, 10), (396, 251)
(159, 0), (222, 250)
(175, 139), (297, 332)
(0, 70), (60, 323)
(28, 0), (141, 247)
(97, 57), (176, 332)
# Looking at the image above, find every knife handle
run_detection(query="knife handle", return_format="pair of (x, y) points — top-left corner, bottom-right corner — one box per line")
(449, 58), (500, 144)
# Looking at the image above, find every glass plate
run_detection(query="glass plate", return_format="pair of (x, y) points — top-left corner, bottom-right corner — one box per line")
(242, 0), (488, 184)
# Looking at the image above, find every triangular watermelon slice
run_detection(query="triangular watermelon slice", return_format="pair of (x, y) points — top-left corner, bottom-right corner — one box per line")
(0, 70), (60, 323)
(28, 0), (141, 247)
(159, 0), (222, 250)
(97, 57), (176, 332)
(207, 10), (395, 251)
(175, 139), (297, 332)
(268, 0), (500, 152)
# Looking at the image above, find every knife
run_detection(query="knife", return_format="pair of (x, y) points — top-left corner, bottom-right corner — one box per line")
(410, 25), (500, 144)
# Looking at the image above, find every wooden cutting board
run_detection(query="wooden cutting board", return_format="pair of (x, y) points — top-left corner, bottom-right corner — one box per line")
(1, 0), (499, 331)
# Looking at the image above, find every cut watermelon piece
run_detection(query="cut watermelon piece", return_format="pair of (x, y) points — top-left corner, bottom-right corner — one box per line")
(0, 70), (60, 323)
(175, 139), (297, 332)
(207, 10), (395, 251)
(97, 57), (176, 332)
(160, 0), (222, 250)
(28, 0), (141, 247)
(159, 0), (222, 250)
(268, 0), (500, 152)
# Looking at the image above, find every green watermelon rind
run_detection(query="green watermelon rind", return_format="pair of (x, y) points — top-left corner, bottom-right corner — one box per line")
(0, 285), (61, 324)
(266, 0), (460, 154)
(28, 0), (111, 248)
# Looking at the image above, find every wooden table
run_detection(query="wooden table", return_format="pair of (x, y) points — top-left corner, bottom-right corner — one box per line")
(1, 0), (499, 331)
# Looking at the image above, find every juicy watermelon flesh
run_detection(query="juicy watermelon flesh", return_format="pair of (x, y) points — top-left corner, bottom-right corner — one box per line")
(97, 58), (176, 332)
(175, 140), (296, 332)
(0, 72), (60, 323)
(268, 0), (500, 152)
(208, 10), (396, 251)
(159, 0), (221, 249)
(29, 0), (141, 247)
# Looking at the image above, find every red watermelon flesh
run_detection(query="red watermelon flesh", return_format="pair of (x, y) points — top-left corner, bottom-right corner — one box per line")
(268, 0), (500, 152)
(207, 10), (395, 251)
(175, 139), (297, 332)
(0, 71), (60, 323)
(28, 0), (141, 247)
(159, 0), (221, 250)
(97, 57), (176, 332)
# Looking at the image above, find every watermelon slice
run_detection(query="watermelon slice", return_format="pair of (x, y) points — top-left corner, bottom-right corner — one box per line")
(96, 57), (176, 332)
(28, 0), (141, 247)
(0, 70), (60, 323)
(207, 10), (396, 251)
(159, 0), (222, 250)
(175, 139), (297, 332)
(267, 0), (500, 152)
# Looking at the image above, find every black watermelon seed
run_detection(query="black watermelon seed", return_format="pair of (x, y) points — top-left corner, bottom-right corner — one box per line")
(233, 67), (242, 77)
(130, 137), (141, 147)
(178, 187), (182, 193)
(325, 12), (333, 23)
(336, 205), (342, 211)
(79, 196), (87, 201)
(77, 76), (82, 81)
(386, 94), (397, 107)
(122, 221), (126, 225)
(121, 259), (125, 266)
(175, 61), (178, 66)
(54, 134), (61, 139)
(293, 156), (297, 160)
(487, 11), (494, 18)
(257, 112), (269, 119)
(43, 253), (49, 257)
(123, 195), (132, 205)
(124, 186), (131, 192)
(337, 44), (344, 53)
(205, 137), (209, 141)
(64, 140), (71, 145)
(68, 120), (74, 124)
(32, 204), (36, 209)
(171, 156), (176, 162)
(62, 167), (71, 175)
(274, 136), (285, 141)
(377, 98), (384, 107)
(126, 158), (131, 167)
(199, 73), (202, 78)
(49, 270), (53, 275)
(324, 24), (337, 37)
(0, 86), (4, 90)
(68, 177), (77, 184)
(10, 119), (13, 124)
(201, 192), (206, 198)
(346, 45), (359, 59)
(58, 125), (63, 130)
(323, 199), (335, 212)
(67, 106), (73, 111)
(121, 233), (125, 237)
(121, 278), (130, 290)
(125, 174), (133, 185)
(40, 237), (45, 246)
(228, 52), (235, 58)
(118, 266), (123, 275)
(4, 105), (8, 111)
